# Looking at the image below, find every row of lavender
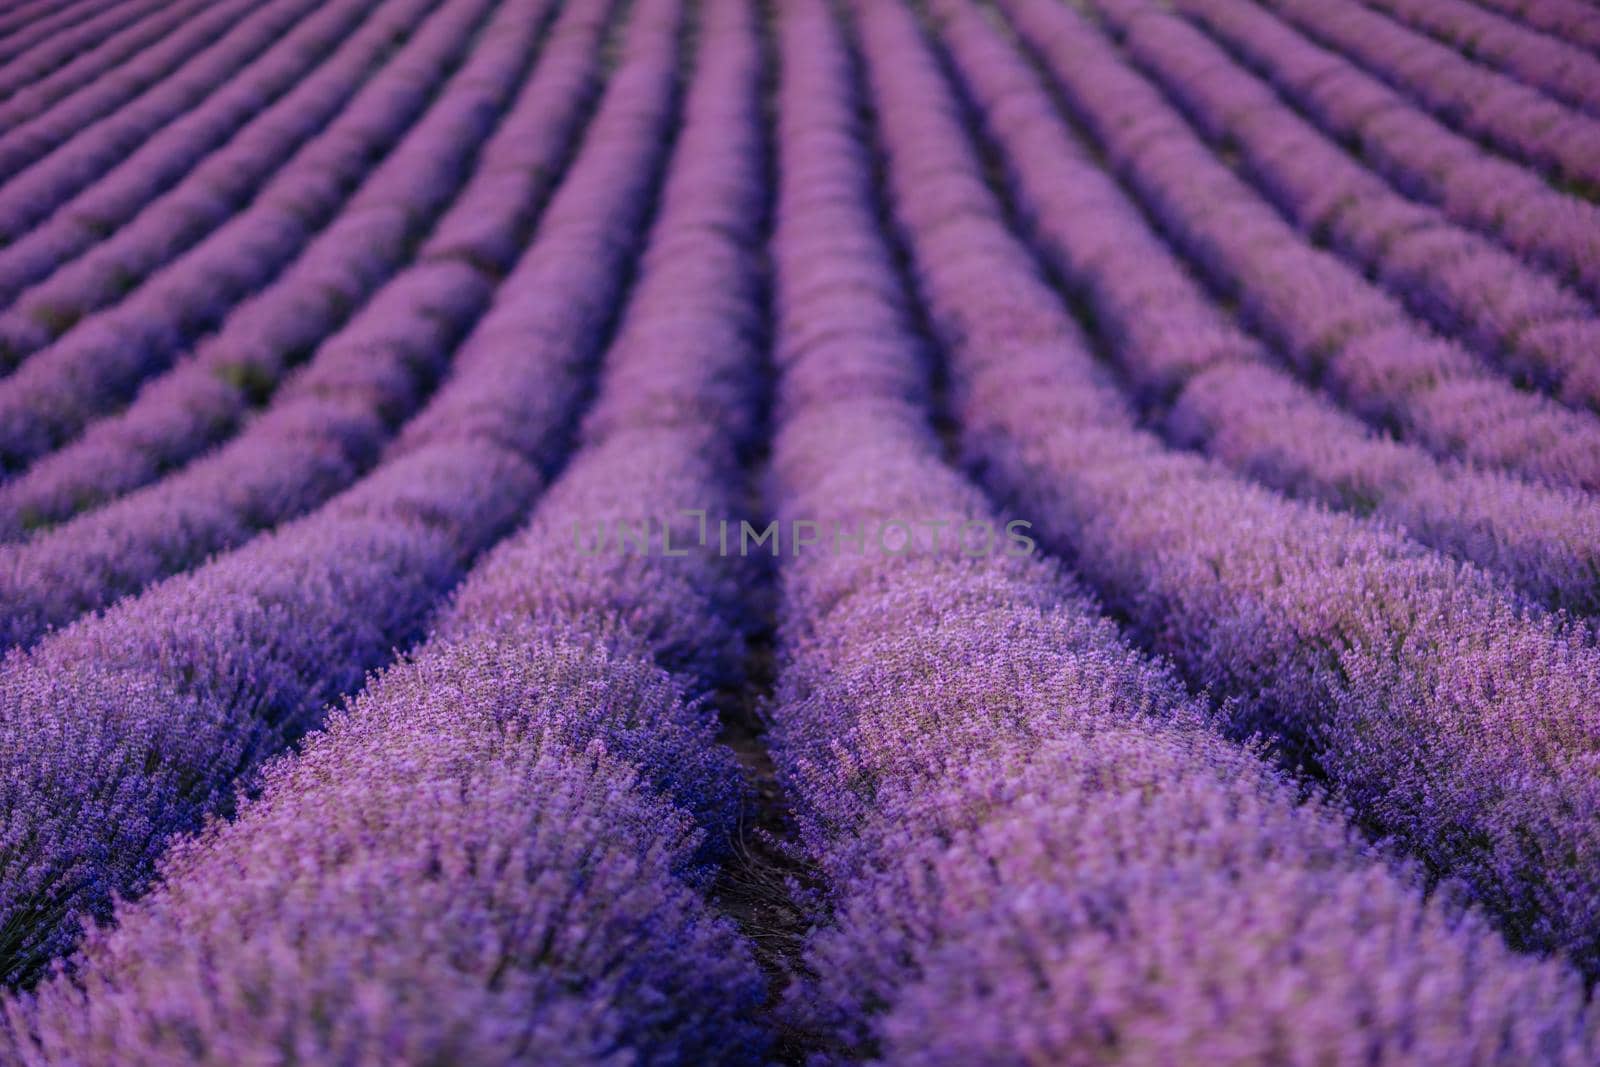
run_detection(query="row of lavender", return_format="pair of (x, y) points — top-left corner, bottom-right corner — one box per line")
(1358, 0), (1600, 116)
(953, 4), (1600, 966)
(4, 0), (781, 1056)
(0, 0), (333, 246)
(1012, 3), (1600, 494)
(1176, 0), (1600, 303)
(0, 0), (478, 539)
(0, 0), (393, 306)
(3, 0), (1572, 497)
(1464, 0), (1600, 53)
(0, 0), (270, 179)
(0, 0), (153, 68)
(0, 0), (228, 142)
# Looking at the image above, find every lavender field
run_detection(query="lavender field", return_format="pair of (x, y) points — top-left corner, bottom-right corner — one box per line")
(0, 0), (1597, 1061)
